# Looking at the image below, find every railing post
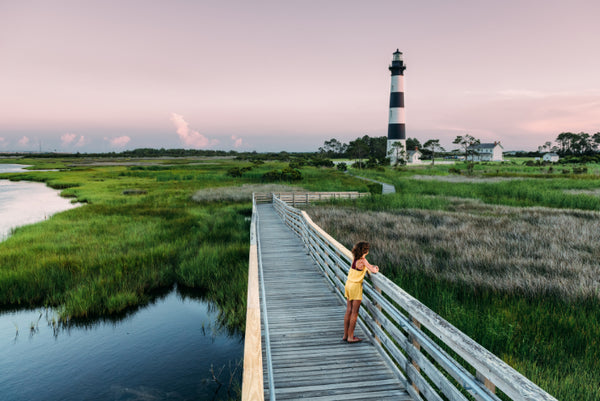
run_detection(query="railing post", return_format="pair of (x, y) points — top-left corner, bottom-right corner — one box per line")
(409, 315), (422, 396)
(373, 280), (383, 346)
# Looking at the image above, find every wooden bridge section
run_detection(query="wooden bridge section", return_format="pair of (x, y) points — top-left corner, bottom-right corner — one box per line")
(256, 203), (410, 400)
(242, 193), (558, 401)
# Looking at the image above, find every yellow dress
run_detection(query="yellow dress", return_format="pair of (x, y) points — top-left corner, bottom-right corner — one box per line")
(344, 259), (368, 301)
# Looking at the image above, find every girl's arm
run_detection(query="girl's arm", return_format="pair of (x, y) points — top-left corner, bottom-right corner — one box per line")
(362, 258), (379, 274)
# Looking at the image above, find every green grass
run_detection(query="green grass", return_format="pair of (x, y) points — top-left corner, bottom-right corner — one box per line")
(312, 161), (600, 401)
(0, 157), (367, 332)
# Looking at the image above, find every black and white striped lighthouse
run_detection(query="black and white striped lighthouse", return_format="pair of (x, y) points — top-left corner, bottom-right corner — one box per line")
(387, 49), (406, 165)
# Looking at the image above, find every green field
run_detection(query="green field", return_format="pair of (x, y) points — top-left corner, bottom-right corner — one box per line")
(1, 156), (599, 400)
(310, 160), (600, 401)
(0, 158), (369, 332)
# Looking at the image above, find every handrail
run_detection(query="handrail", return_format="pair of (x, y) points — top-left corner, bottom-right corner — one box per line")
(256, 197), (276, 401)
(271, 194), (557, 401)
(254, 191), (369, 207)
(241, 196), (265, 401)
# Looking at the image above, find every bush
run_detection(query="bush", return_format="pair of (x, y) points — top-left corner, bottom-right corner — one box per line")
(336, 162), (347, 172)
(367, 183), (383, 195)
(289, 160), (304, 169)
(448, 167), (461, 175)
(261, 167), (303, 182)
(262, 170), (282, 181)
(310, 158), (334, 168)
(281, 167), (302, 181)
(226, 167), (243, 178)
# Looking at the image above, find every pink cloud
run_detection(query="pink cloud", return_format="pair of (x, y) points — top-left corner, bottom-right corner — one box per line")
(18, 136), (30, 146)
(232, 135), (243, 148)
(62, 133), (88, 147)
(61, 133), (77, 146)
(105, 136), (131, 147)
(0, 137), (6, 148)
(75, 135), (88, 147)
(170, 112), (218, 148)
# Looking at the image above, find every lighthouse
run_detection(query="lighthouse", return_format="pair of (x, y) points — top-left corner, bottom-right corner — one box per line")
(387, 49), (406, 165)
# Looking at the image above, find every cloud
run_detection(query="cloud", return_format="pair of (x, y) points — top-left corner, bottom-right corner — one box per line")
(61, 133), (77, 146)
(75, 135), (88, 147)
(105, 136), (131, 147)
(0, 137), (6, 148)
(18, 136), (30, 146)
(61, 133), (88, 148)
(170, 112), (218, 148)
(232, 135), (243, 148)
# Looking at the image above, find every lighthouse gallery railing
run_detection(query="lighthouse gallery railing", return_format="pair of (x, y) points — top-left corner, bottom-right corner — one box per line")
(271, 194), (557, 401)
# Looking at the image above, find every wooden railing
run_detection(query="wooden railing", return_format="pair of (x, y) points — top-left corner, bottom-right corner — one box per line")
(271, 194), (558, 401)
(241, 196), (265, 400)
(253, 191), (368, 206)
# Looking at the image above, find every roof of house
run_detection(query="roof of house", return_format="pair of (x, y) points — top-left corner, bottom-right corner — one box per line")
(467, 142), (504, 150)
(407, 150), (422, 157)
(544, 152), (559, 157)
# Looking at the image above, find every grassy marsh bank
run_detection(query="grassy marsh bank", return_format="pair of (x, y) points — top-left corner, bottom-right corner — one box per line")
(307, 163), (600, 400)
(0, 158), (369, 331)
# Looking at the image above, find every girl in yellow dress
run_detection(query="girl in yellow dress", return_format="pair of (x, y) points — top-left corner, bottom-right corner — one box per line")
(343, 241), (379, 343)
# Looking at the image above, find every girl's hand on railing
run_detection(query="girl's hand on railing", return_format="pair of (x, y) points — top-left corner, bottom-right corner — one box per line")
(367, 264), (379, 274)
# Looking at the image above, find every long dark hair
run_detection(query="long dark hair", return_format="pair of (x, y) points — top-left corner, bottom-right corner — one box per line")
(351, 241), (370, 261)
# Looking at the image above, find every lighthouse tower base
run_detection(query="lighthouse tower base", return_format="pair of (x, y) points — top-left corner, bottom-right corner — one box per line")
(387, 139), (406, 165)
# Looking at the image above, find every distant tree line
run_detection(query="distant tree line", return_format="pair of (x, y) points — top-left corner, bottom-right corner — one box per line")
(538, 132), (600, 156)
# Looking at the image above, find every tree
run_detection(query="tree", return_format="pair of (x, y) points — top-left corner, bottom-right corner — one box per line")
(453, 134), (480, 161)
(423, 139), (445, 165)
(387, 141), (406, 166)
(346, 137), (370, 168)
(406, 137), (422, 152)
(319, 138), (347, 157)
(592, 133), (600, 152)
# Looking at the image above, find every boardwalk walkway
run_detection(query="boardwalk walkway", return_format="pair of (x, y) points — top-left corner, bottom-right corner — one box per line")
(347, 173), (396, 194)
(257, 204), (410, 400)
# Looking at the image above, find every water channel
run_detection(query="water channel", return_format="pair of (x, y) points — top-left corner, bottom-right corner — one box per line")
(0, 164), (244, 400)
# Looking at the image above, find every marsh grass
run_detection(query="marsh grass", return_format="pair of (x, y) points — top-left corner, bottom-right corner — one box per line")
(306, 200), (600, 400)
(192, 184), (306, 203)
(307, 203), (600, 300)
(0, 158), (362, 332)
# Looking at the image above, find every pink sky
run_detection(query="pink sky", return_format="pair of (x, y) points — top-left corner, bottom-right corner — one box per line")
(1, 0), (599, 153)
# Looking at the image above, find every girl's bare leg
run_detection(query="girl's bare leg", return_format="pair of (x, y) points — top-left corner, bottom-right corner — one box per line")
(347, 300), (362, 342)
(343, 300), (352, 340)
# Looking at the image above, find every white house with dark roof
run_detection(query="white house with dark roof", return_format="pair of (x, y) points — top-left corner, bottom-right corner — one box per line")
(466, 142), (504, 162)
(543, 152), (559, 162)
(407, 148), (422, 164)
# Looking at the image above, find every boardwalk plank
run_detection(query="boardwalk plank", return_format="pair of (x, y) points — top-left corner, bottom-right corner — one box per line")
(257, 204), (410, 400)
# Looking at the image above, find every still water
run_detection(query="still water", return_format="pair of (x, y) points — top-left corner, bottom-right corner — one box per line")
(0, 164), (79, 241)
(0, 164), (244, 400)
(0, 289), (243, 401)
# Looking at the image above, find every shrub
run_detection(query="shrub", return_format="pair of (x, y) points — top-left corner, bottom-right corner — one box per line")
(367, 183), (383, 195)
(281, 167), (302, 181)
(226, 167), (243, 177)
(336, 162), (347, 172)
(289, 160), (304, 169)
(310, 158), (334, 168)
(262, 170), (282, 181)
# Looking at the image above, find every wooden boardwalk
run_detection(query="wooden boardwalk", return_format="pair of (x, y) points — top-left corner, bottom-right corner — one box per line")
(257, 204), (410, 400)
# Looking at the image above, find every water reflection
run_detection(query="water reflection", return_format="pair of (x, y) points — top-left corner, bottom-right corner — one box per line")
(0, 286), (243, 401)
(0, 164), (80, 241)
